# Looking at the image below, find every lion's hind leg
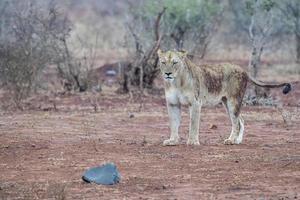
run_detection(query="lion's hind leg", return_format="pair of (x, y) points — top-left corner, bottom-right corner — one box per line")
(236, 116), (244, 144)
(222, 97), (244, 145)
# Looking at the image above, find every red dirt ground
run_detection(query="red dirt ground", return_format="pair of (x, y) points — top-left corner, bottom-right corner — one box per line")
(0, 88), (299, 200)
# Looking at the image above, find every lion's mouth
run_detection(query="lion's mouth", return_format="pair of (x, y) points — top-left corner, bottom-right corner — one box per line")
(164, 76), (173, 80)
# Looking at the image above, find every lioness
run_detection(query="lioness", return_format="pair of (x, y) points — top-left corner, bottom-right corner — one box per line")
(157, 49), (291, 145)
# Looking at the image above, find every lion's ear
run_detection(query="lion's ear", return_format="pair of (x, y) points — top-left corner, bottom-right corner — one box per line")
(157, 49), (163, 57)
(178, 49), (188, 58)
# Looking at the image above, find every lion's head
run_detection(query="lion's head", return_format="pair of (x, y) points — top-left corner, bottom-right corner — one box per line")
(157, 49), (188, 81)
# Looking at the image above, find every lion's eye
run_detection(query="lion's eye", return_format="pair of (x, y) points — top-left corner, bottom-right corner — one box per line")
(161, 61), (166, 65)
(172, 61), (178, 65)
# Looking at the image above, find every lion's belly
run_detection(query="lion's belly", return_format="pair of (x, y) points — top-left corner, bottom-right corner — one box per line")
(200, 90), (224, 105)
(166, 87), (225, 106)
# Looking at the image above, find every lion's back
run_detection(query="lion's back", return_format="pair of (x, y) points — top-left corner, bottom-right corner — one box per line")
(190, 63), (248, 98)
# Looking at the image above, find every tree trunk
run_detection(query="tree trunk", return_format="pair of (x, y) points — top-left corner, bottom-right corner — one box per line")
(296, 33), (300, 64)
(249, 47), (259, 78)
(249, 45), (268, 97)
(176, 37), (184, 50)
(171, 27), (185, 50)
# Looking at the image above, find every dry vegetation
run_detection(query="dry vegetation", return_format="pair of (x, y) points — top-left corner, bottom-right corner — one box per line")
(0, 0), (300, 199)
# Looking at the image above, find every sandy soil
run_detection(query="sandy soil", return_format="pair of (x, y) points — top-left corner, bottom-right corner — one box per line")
(0, 89), (299, 200)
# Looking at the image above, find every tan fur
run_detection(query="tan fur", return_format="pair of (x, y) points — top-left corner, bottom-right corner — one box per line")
(157, 49), (289, 145)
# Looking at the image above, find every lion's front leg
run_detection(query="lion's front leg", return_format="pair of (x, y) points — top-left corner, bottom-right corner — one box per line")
(163, 103), (181, 146)
(187, 101), (202, 145)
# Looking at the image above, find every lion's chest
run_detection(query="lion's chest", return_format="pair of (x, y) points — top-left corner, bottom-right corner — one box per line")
(165, 88), (193, 106)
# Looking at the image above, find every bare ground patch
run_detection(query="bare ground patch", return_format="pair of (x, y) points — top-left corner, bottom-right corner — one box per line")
(0, 93), (299, 199)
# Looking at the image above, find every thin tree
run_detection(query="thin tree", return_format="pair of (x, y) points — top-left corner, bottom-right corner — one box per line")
(246, 0), (278, 97)
(279, 0), (300, 63)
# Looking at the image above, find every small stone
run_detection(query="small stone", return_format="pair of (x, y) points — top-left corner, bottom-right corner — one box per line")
(209, 124), (217, 129)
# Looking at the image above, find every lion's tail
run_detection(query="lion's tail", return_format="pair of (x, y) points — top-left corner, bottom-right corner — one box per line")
(248, 75), (291, 94)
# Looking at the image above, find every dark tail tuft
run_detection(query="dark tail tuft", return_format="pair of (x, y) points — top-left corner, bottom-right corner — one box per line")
(282, 83), (291, 94)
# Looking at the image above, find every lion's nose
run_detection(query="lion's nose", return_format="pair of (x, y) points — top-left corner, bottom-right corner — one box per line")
(165, 72), (172, 76)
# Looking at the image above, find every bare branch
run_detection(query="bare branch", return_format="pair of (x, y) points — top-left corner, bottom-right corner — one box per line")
(154, 7), (166, 41)
(127, 22), (144, 56)
(248, 15), (255, 42)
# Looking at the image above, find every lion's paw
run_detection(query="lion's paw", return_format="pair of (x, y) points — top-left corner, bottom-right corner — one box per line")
(224, 138), (234, 145)
(224, 138), (241, 145)
(187, 139), (200, 146)
(163, 139), (179, 146)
